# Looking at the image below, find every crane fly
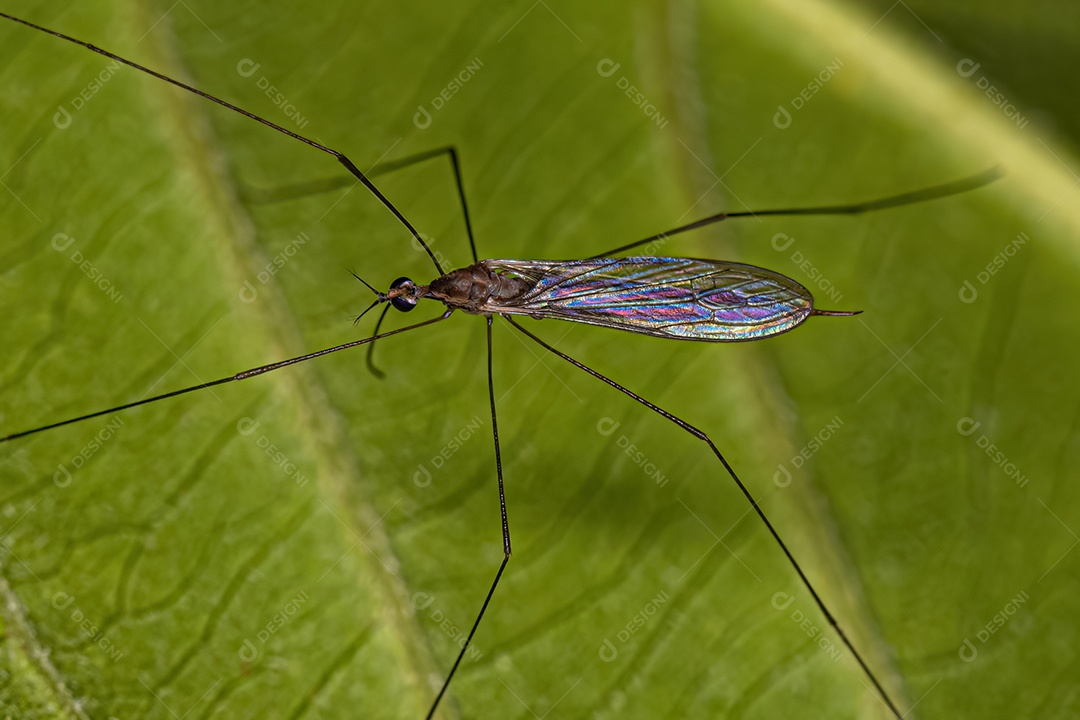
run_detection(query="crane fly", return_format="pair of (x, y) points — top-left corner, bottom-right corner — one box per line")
(375, 257), (848, 338)
(0, 10), (999, 720)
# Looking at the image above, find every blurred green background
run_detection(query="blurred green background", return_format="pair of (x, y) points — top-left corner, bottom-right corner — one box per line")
(0, 1), (1076, 718)
(863, 0), (1080, 155)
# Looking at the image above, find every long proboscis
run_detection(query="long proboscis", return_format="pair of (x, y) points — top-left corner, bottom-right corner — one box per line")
(593, 166), (1002, 258)
(0, 312), (452, 444)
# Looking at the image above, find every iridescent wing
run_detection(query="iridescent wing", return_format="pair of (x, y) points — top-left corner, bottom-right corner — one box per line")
(482, 257), (816, 341)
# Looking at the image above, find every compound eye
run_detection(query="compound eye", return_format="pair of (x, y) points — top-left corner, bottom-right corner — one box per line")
(391, 296), (417, 312)
(388, 277), (417, 312)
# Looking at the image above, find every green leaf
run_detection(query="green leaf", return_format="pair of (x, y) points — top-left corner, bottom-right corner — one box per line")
(1, 1), (1075, 718)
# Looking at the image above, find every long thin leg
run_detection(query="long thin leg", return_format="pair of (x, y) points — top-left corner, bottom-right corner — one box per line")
(375, 145), (478, 264)
(486, 317), (511, 556)
(320, 146), (473, 376)
(0, 12), (446, 275)
(242, 147), (464, 202)
(503, 316), (905, 720)
(426, 316), (511, 719)
(0, 312), (452, 444)
(371, 146), (477, 263)
(244, 146), (480, 264)
(588, 167), (1000, 259)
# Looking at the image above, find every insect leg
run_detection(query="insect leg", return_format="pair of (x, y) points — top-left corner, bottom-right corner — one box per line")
(368, 146), (477, 263)
(0, 313), (453, 444)
(244, 146), (479, 263)
(426, 316), (511, 719)
(239, 142), (478, 376)
(587, 168), (1000, 259)
(0, 11), (445, 274)
(502, 316), (906, 720)
(359, 146), (477, 376)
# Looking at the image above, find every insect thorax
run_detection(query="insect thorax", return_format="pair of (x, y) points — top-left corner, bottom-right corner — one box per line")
(425, 261), (533, 314)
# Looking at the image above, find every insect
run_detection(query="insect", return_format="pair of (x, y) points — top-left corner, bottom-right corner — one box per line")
(0, 5), (993, 720)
